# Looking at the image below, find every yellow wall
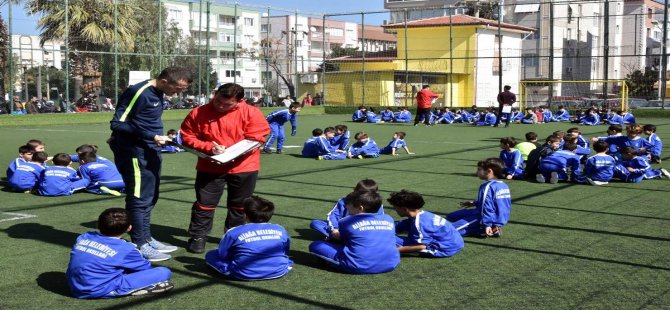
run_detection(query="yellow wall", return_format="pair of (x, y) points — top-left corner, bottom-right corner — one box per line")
(298, 71), (395, 106)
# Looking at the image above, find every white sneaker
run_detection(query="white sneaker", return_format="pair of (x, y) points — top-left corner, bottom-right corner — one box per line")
(661, 168), (670, 179)
(535, 174), (545, 183)
(99, 186), (121, 197)
(139, 243), (171, 262)
(586, 177), (608, 186)
(148, 238), (178, 253)
(549, 172), (559, 184)
(131, 281), (174, 296)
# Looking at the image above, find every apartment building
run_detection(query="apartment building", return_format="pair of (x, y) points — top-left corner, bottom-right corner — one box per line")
(358, 25), (397, 52)
(164, 1), (262, 97)
(621, 0), (667, 74)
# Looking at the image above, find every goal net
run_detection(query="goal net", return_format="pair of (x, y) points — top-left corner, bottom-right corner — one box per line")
(519, 80), (629, 112)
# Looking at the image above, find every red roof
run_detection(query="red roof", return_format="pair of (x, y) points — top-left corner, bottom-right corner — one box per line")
(383, 14), (534, 32)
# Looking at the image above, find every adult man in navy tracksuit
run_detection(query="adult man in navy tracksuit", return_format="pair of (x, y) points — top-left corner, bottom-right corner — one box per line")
(109, 67), (192, 261)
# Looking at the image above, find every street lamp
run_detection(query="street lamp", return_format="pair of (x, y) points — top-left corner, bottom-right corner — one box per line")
(23, 65), (29, 103)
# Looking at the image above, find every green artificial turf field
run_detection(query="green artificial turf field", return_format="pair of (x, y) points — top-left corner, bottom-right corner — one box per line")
(0, 112), (669, 309)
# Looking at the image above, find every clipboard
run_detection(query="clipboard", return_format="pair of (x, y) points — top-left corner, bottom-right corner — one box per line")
(166, 139), (262, 165)
(501, 105), (512, 113)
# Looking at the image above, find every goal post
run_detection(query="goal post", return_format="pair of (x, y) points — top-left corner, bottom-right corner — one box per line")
(518, 80), (629, 112)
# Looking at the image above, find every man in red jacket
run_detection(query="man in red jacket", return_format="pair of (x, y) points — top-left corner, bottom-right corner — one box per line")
(414, 84), (438, 126)
(180, 83), (271, 253)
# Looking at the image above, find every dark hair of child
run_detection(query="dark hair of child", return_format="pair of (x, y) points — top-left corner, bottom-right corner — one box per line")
(312, 128), (323, 136)
(563, 135), (577, 144)
(167, 129), (178, 136)
(500, 137), (517, 148)
(76, 144), (99, 154)
(79, 151), (98, 163)
(626, 124), (643, 135)
(26, 139), (44, 149)
(324, 127), (336, 134)
(593, 141), (609, 153)
(620, 146), (636, 156)
(354, 131), (369, 140)
(608, 124), (623, 133)
(52, 153), (72, 166)
(477, 158), (506, 179)
(643, 124), (656, 133)
(525, 132), (538, 141)
(358, 105), (367, 110)
(396, 131), (406, 139)
(98, 208), (131, 236)
(243, 196), (275, 223)
(19, 145), (34, 154)
(546, 135), (561, 144)
(354, 179), (378, 192)
(552, 130), (566, 139)
(290, 102), (302, 110)
(566, 127), (581, 134)
(32, 151), (48, 163)
(335, 124), (348, 132)
(345, 190), (382, 214)
(563, 143), (577, 151)
(387, 189), (425, 210)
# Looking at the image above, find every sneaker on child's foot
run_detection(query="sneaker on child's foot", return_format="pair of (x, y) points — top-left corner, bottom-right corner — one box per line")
(187, 237), (206, 253)
(549, 172), (559, 184)
(491, 226), (503, 237)
(276, 149), (282, 154)
(131, 281), (174, 296)
(535, 174), (545, 183)
(317, 156), (324, 160)
(262, 148), (272, 154)
(149, 238), (178, 253)
(139, 243), (171, 262)
(586, 177), (596, 186)
(661, 168), (670, 179)
(99, 186), (121, 197)
(357, 155), (364, 159)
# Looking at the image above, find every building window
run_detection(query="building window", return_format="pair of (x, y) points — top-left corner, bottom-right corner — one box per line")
(296, 40), (303, 47)
(261, 24), (270, 32)
(219, 33), (233, 42)
(523, 54), (539, 67)
(244, 35), (254, 44)
(225, 70), (241, 78)
(168, 9), (182, 20)
(648, 8), (653, 20)
(593, 13), (599, 27)
(244, 17), (254, 27)
(493, 35), (501, 75)
(219, 15), (235, 26)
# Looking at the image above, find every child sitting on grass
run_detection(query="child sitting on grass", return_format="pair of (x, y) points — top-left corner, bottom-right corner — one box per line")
(8, 151), (47, 192)
(583, 141), (616, 186)
(347, 131), (380, 159)
(447, 158), (512, 237)
(67, 208), (173, 299)
(613, 146), (670, 183)
(643, 124), (663, 164)
(380, 131), (414, 156)
(205, 196), (293, 280)
(78, 151), (125, 196)
(537, 143), (582, 184)
(309, 179), (382, 239)
(388, 189), (464, 258)
(499, 137), (523, 180)
(331, 124), (350, 151)
(36, 153), (89, 196)
(6, 144), (35, 181)
(302, 128), (346, 160)
(309, 190), (400, 274)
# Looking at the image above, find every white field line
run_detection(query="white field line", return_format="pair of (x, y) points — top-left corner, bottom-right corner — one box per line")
(0, 212), (37, 223)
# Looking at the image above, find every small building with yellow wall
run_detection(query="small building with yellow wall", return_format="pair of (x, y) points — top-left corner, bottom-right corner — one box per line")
(299, 15), (533, 108)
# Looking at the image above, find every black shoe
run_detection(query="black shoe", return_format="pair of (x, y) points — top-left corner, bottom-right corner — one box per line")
(187, 237), (206, 253)
(131, 281), (174, 296)
(276, 149), (282, 154)
(262, 148), (272, 154)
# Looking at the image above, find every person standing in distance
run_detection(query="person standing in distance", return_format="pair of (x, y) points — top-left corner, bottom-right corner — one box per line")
(496, 85), (516, 128)
(180, 83), (271, 254)
(414, 85), (438, 127)
(109, 67), (192, 261)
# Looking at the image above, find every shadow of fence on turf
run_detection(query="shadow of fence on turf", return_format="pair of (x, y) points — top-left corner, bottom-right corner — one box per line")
(513, 202), (670, 221)
(508, 220), (670, 242)
(468, 240), (670, 271)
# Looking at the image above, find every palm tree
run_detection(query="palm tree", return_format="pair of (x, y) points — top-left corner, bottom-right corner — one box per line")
(26, 0), (142, 100)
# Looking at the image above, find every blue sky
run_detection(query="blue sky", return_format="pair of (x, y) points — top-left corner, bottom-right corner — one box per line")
(1, 1), (388, 36)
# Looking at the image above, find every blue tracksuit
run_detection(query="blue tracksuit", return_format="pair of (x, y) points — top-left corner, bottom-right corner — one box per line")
(265, 109), (298, 152)
(598, 136), (650, 157)
(348, 138), (380, 158)
(330, 131), (350, 151)
(552, 110), (570, 121)
(67, 231), (170, 299)
(511, 111), (524, 122)
(542, 110), (553, 123)
(37, 166), (89, 196)
(576, 135), (590, 149)
(365, 111), (382, 123)
(606, 114), (624, 125)
(79, 161), (125, 194)
(614, 156), (661, 183)
(8, 161), (45, 191)
(437, 111), (455, 124)
(646, 133), (663, 159)
(583, 154), (616, 182)
(500, 149), (524, 178)
(302, 136), (345, 160)
(205, 223), (293, 280)
(352, 110), (366, 122)
(621, 112), (636, 124)
(380, 138), (408, 155)
(309, 212), (400, 274)
(394, 111), (412, 123)
(380, 110), (394, 122)
(475, 112), (497, 126)
(6, 157), (29, 181)
(581, 113), (600, 126)
(395, 210), (464, 258)
(161, 131), (184, 153)
(310, 197), (385, 237)
(538, 150), (582, 182)
(447, 180), (512, 237)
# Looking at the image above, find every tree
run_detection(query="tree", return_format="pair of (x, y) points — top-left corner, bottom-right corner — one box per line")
(625, 69), (658, 100)
(27, 0), (142, 101)
(0, 15), (9, 105)
(240, 37), (296, 99)
(173, 36), (218, 96)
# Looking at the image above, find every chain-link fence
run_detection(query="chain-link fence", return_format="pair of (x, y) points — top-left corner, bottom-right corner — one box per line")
(1, 0), (668, 114)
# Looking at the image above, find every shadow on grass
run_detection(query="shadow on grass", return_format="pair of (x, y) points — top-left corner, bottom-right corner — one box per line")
(1, 223), (79, 248)
(469, 241), (670, 271)
(292, 228), (323, 242)
(509, 220), (670, 242)
(515, 202), (670, 221)
(36, 271), (71, 297)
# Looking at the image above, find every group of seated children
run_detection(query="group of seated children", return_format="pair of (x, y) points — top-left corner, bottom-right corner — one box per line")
(498, 124), (668, 185)
(6, 139), (125, 196)
(160, 129), (185, 153)
(301, 125), (414, 160)
(352, 105), (412, 123)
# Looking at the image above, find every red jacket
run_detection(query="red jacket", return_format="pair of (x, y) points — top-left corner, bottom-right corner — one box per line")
(180, 102), (270, 174)
(416, 89), (437, 109)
